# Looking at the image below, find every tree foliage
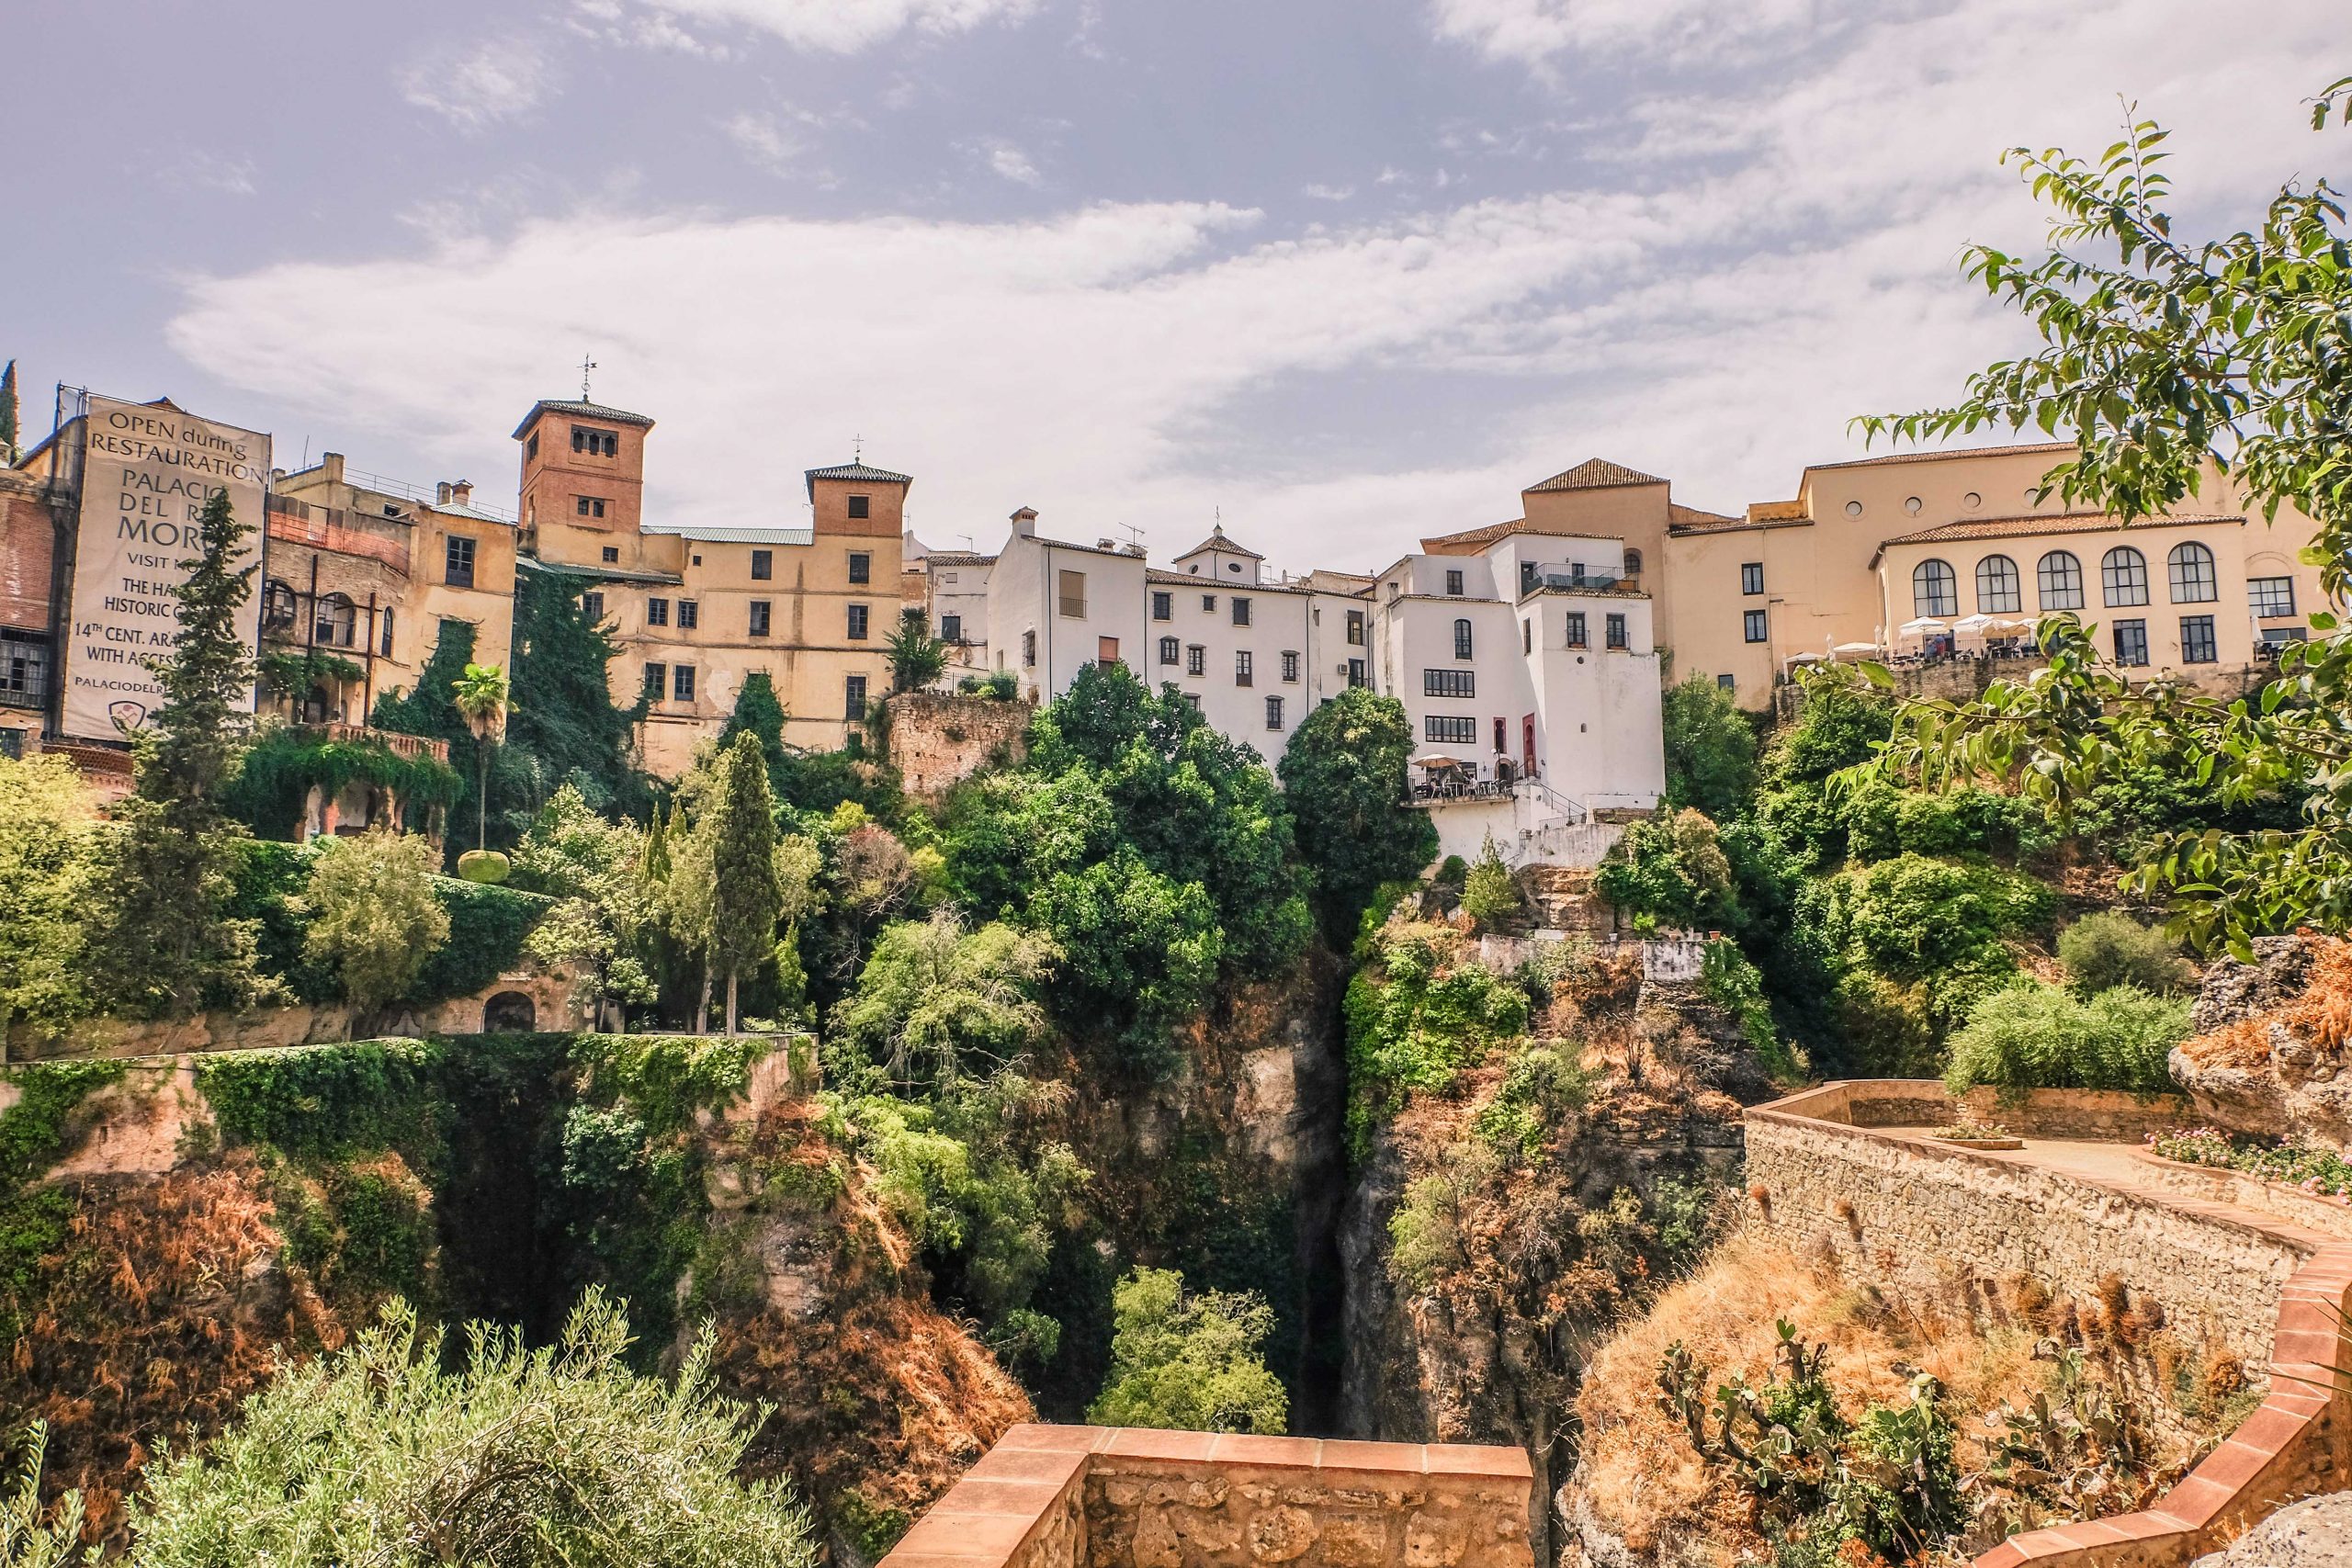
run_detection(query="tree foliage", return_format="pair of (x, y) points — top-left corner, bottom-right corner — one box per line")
(512, 784), (656, 1017)
(0, 757), (96, 1042)
(711, 735), (780, 1032)
(1942, 981), (2190, 1101)
(128, 1292), (817, 1568)
(884, 613), (948, 694)
(0, 1423), (82, 1568)
(1662, 672), (1761, 822)
(2057, 911), (2195, 997)
(831, 909), (1057, 1088)
(718, 672), (788, 781)
(301, 831), (452, 1014)
(1086, 1267), (1287, 1435)
(1275, 688), (1436, 934)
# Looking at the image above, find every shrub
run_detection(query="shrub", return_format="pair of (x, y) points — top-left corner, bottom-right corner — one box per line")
(407, 878), (553, 1002)
(1943, 982), (2190, 1100)
(1086, 1267), (1287, 1435)
(2059, 911), (2194, 997)
(1276, 688), (1436, 935)
(303, 832), (452, 1013)
(456, 850), (511, 885)
(1594, 808), (1733, 930)
(0, 1421), (85, 1568)
(1344, 925), (1531, 1149)
(1459, 833), (1520, 930)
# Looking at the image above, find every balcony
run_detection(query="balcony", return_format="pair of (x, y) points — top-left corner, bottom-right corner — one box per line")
(293, 722), (449, 764)
(266, 495), (413, 577)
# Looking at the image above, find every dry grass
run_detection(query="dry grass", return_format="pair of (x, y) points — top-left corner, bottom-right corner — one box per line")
(1571, 1235), (2044, 1565)
(2183, 934), (2352, 1071)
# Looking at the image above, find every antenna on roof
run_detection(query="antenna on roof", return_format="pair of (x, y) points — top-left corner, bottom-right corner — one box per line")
(580, 352), (597, 400)
(1118, 522), (1144, 550)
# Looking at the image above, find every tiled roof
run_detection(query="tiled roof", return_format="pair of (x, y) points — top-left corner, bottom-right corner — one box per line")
(922, 551), (996, 568)
(640, 523), (816, 546)
(1669, 502), (1736, 526)
(1176, 526), (1263, 561)
(1804, 440), (2075, 473)
(510, 400), (655, 439)
(804, 461), (913, 501)
(1145, 567), (1308, 592)
(1420, 516), (1629, 554)
(1879, 511), (2244, 547)
(518, 556), (684, 587)
(1526, 458), (1666, 492)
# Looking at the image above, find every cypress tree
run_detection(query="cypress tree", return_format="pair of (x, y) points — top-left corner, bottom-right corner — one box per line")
(710, 732), (779, 1033)
(718, 671), (788, 779)
(0, 360), (17, 464)
(87, 487), (271, 1016)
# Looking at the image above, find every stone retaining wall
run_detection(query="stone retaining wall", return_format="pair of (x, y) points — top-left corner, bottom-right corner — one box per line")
(880, 1426), (1532, 1568)
(1777, 1079), (2191, 1143)
(888, 692), (1030, 801)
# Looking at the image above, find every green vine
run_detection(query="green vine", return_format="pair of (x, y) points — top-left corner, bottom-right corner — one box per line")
(258, 649), (368, 697)
(224, 727), (465, 840)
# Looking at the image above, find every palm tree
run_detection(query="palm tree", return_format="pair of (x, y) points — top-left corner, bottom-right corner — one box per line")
(451, 662), (510, 852)
(884, 611), (948, 694)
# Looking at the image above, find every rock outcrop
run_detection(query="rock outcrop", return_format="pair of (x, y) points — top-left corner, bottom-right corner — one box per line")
(2172, 933), (2352, 1151)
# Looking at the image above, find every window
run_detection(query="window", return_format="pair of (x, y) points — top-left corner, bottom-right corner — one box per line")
(1453, 618), (1474, 660)
(1740, 561), (1764, 595)
(601, 546), (619, 563)
(942, 613), (963, 643)
(1424, 669), (1476, 698)
(1743, 609), (1768, 643)
(643, 662), (667, 702)
(1426, 716), (1477, 744)
(1231, 596), (1251, 626)
(1445, 569), (1464, 596)
(571, 426), (617, 457)
(1282, 649), (1299, 682)
(1160, 636), (1181, 665)
(1058, 570), (1087, 618)
(1152, 591), (1173, 621)
(845, 675), (868, 719)
(847, 604), (870, 640)
(1565, 612), (1588, 648)
(1181, 693), (1202, 711)
(1023, 630), (1037, 668)
(262, 579), (296, 629)
(1521, 561), (1538, 594)
(574, 496), (606, 519)
(1912, 558), (1958, 617)
(848, 552), (870, 584)
(315, 592), (356, 649)
(2167, 541), (2217, 604)
(1606, 613), (1627, 649)
(1522, 619), (1532, 655)
(678, 600), (698, 630)
(1098, 636), (1121, 666)
(1347, 658), (1366, 688)
(749, 600), (772, 637)
(2250, 576), (2297, 617)
(379, 607), (394, 658)
(673, 665), (696, 702)
(2180, 615), (2219, 663)
(1186, 644), (1205, 676)
(2101, 547), (2148, 606)
(1202, 594), (1216, 612)
(1974, 554), (2022, 614)
(446, 535), (477, 588)
(526, 433), (539, 460)
(582, 591), (605, 620)
(1494, 717), (1507, 753)
(751, 549), (773, 581)
(1236, 650), (1254, 686)
(647, 597), (670, 627)
(1624, 548), (1643, 576)
(1265, 696), (1284, 730)
(847, 495), (871, 520)
(2112, 618), (2149, 666)
(1717, 672), (1737, 693)
(0, 636), (47, 703)
(2037, 550), (2085, 610)
(1346, 611), (1365, 646)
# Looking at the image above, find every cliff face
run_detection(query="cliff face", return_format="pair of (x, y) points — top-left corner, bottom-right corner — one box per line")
(2172, 933), (2352, 1151)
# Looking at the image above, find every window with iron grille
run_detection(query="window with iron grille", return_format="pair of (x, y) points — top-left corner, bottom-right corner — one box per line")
(1445, 570), (1464, 595)
(2102, 547), (2148, 606)
(2249, 576), (2297, 618)
(0, 637), (48, 705)
(942, 614), (963, 642)
(1232, 597), (1251, 626)
(752, 549), (773, 581)
(848, 495), (871, 520)
(1265, 696), (1283, 730)
(849, 552), (871, 584)
(1281, 649), (1299, 682)
(446, 536), (476, 588)
(1424, 669), (1475, 698)
(1346, 611), (1365, 646)
(1152, 592), (1172, 621)
(1426, 715), (1476, 743)
(846, 675), (868, 718)
(2179, 615), (2218, 663)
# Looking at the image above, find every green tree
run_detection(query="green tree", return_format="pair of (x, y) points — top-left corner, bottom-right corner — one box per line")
(0, 362), (17, 467)
(451, 662), (510, 853)
(128, 1292), (817, 1568)
(0, 756), (96, 1045)
(301, 830), (452, 1014)
(0, 1423), (84, 1568)
(1459, 831), (1521, 930)
(718, 671), (788, 780)
(710, 734), (780, 1034)
(84, 488), (273, 1017)
(1661, 672), (1761, 822)
(832, 909), (1058, 1087)
(2058, 911), (2195, 997)
(1275, 687), (1436, 935)
(884, 612), (948, 694)
(1594, 808), (1735, 931)
(1848, 81), (2352, 954)
(1086, 1267), (1288, 1435)
(503, 570), (651, 829)
(512, 784), (657, 1021)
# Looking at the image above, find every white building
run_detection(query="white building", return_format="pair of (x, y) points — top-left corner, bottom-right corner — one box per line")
(984, 512), (1148, 703)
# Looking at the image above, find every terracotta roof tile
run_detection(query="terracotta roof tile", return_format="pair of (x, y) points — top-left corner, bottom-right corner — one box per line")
(1803, 440), (2075, 473)
(1880, 511), (2244, 547)
(1526, 457), (1665, 492)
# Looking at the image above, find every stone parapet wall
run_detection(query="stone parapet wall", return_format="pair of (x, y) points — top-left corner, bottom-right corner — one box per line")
(888, 692), (1030, 801)
(1770, 1079), (2192, 1142)
(880, 1426), (1532, 1568)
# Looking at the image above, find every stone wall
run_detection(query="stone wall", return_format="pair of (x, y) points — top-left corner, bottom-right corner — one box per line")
(1777, 1079), (2193, 1143)
(880, 1426), (1532, 1568)
(1746, 1084), (2294, 1371)
(888, 691), (1031, 800)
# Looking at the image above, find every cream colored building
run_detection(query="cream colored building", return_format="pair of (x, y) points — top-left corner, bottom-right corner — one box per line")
(512, 399), (902, 773)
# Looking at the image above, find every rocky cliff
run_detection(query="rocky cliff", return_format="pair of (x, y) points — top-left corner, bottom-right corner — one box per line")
(2172, 933), (2352, 1151)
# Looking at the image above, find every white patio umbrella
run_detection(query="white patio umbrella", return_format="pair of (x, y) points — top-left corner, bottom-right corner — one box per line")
(1896, 616), (1949, 639)
(1832, 641), (1883, 655)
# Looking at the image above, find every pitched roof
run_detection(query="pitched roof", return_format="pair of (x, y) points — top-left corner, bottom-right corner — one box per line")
(640, 522), (815, 546)
(1419, 515), (1626, 554)
(1526, 458), (1666, 493)
(510, 400), (655, 439)
(804, 461), (913, 501)
(1804, 440), (2075, 474)
(1878, 511), (2244, 548)
(1669, 502), (1736, 527)
(1174, 525), (1263, 561)
(518, 555), (683, 587)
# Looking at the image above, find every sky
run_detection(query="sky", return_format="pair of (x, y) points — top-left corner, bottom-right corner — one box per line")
(6, 1), (2346, 577)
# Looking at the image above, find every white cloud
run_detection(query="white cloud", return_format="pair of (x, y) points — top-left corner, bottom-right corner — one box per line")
(1302, 184), (1355, 202)
(724, 111), (808, 174)
(1427, 0), (1832, 69)
(599, 0), (1044, 55)
(986, 142), (1045, 186)
(398, 33), (559, 130)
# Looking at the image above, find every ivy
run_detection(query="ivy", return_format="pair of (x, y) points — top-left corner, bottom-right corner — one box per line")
(222, 727), (464, 841)
(566, 1033), (764, 1137)
(196, 1039), (450, 1164)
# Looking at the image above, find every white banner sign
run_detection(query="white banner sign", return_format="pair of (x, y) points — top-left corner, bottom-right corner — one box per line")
(62, 396), (270, 741)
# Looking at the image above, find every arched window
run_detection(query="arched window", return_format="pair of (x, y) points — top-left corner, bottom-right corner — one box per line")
(2167, 540), (2217, 604)
(315, 592), (356, 648)
(262, 579), (297, 629)
(1623, 547), (1643, 577)
(1974, 554), (2022, 614)
(2101, 547), (2149, 606)
(2037, 550), (2084, 611)
(1453, 618), (1474, 660)
(1912, 558), (1958, 617)
(300, 683), (332, 724)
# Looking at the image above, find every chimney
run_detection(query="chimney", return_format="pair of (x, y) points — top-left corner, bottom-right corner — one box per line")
(452, 480), (474, 507)
(322, 452), (345, 486)
(436, 481), (453, 504)
(1011, 506), (1038, 539)
(1097, 537), (1117, 551)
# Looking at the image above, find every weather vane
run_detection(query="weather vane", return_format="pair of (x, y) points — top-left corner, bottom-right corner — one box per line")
(853, 433), (864, 464)
(581, 353), (598, 400)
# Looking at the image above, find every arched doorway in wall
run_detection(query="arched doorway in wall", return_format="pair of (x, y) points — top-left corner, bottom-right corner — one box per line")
(482, 990), (536, 1032)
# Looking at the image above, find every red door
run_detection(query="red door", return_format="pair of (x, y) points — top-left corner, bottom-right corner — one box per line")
(1521, 716), (1537, 777)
